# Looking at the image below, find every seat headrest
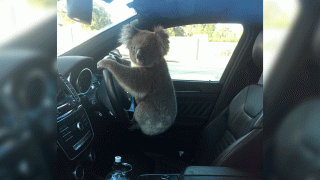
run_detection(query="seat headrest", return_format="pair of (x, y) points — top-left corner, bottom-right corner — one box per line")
(252, 31), (263, 71)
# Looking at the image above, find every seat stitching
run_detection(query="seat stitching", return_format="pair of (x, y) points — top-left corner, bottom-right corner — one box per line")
(243, 85), (262, 118)
(243, 107), (253, 118)
(228, 109), (242, 138)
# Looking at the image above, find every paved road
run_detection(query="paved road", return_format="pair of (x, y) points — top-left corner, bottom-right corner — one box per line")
(167, 62), (225, 81)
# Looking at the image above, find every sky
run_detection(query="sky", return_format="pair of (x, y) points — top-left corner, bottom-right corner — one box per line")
(215, 23), (243, 38)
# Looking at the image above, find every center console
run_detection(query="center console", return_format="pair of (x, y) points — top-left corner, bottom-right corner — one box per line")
(57, 74), (94, 160)
(137, 174), (179, 180)
(180, 166), (262, 180)
(137, 166), (262, 180)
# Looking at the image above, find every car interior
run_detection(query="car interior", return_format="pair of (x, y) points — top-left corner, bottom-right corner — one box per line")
(56, 0), (263, 179)
(0, 0), (319, 180)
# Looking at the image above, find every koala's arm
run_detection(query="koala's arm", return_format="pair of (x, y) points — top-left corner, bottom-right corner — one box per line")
(97, 59), (152, 98)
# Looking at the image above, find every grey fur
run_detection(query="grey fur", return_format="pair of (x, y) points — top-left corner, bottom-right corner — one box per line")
(97, 25), (176, 136)
(154, 26), (170, 56)
(118, 24), (139, 49)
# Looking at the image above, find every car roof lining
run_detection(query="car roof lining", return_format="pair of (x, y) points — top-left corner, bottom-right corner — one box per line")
(132, 0), (262, 25)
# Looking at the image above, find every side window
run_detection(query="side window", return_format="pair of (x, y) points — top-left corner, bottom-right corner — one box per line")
(166, 23), (243, 81)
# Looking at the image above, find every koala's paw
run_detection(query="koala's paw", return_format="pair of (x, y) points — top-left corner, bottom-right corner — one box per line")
(97, 59), (107, 70)
(128, 120), (140, 131)
(97, 58), (113, 70)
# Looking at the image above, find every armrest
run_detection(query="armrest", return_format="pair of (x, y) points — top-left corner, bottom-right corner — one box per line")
(180, 166), (262, 180)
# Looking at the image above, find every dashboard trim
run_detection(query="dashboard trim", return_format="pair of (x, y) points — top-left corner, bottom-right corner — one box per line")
(76, 68), (93, 94)
(57, 109), (73, 123)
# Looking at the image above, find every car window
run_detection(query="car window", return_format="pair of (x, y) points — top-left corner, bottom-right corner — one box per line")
(166, 24), (243, 81)
(119, 23), (243, 81)
(57, 0), (136, 55)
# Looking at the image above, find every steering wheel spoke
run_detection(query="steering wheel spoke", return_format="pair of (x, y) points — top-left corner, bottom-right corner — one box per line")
(98, 52), (131, 121)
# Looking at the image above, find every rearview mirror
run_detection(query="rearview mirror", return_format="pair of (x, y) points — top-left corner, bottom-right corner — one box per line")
(67, 0), (93, 25)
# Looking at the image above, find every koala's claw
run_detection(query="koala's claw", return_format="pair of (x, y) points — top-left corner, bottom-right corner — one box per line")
(97, 56), (117, 70)
(128, 123), (140, 131)
(97, 60), (104, 70)
(97, 59), (108, 70)
(128, 119), (140, 131)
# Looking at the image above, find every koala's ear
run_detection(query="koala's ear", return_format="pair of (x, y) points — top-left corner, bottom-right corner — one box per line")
(154, 26), (170, 56)
(119, 24), (139, 47)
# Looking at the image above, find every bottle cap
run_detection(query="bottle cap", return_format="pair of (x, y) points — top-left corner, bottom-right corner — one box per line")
(115, 156), (121, 163)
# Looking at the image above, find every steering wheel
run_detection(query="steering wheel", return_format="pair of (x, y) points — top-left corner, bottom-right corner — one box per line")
(99, 51), (131, 120)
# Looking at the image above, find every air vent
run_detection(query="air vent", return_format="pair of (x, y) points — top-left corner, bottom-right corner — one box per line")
(59, 74), (80, 102)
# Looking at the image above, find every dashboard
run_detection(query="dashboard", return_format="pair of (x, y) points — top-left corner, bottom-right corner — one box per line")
(57, 74), (94, 160)
(57, 56), (105, 179)
(56, 55), (133, 179)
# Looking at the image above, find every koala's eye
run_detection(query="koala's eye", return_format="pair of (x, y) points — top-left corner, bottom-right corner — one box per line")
(136, 49), (145, 62)
(137, 49), (142, 56)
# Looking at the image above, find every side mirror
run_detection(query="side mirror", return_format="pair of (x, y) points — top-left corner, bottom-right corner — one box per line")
(67, 0), (93, 25)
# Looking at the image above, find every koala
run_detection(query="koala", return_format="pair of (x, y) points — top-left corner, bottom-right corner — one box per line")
(97, 24), (177, 136)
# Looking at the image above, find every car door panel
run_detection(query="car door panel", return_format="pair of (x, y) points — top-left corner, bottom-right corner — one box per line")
(174, 80), (222, 125)
(142, 81), (222, 151)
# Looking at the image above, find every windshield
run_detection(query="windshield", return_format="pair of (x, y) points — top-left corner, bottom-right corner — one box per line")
(57, 0), (136, 55)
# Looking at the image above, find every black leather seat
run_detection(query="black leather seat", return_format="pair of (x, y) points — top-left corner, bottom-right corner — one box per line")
(145, 31), (263, 174)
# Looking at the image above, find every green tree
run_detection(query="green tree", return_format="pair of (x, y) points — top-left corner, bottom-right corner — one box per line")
(167, 24), (241, 42)
(167, 26), (184, 37)
(58, 10), (75, 26)
(81, 3), (112, 31)
(220, 26), (233, 38)
(182, 24), (216, 41)
(210, 26), (239, 42)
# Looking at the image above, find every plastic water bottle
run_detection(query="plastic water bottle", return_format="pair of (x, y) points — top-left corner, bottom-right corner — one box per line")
(105, 156), (132, 180)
